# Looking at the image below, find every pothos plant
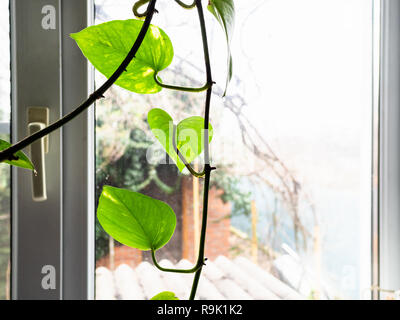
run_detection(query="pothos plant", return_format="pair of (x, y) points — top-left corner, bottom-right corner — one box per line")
(0, 0), (235, 300)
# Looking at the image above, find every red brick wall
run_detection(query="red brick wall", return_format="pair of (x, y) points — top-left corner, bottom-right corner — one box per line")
(182, 176), (231, 263)
(96, 176), (231, 268)
(96, 245), (142, 269)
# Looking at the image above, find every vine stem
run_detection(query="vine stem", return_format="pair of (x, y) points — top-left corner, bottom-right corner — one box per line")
(151, 249), (204, 273)
(0, 0), (158, 163)
(153, 72), (211, 93)
(172, 125), (206, 178)
(188, 0), (214, 301)
(174, 0), (196, 9)
(150, 0), (214, 299)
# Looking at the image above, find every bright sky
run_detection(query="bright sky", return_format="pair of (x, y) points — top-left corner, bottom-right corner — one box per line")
(96, 0), (373, 195)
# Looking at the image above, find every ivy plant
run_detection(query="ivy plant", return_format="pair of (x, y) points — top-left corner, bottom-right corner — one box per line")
(0, 140), (33, 171)
(0, 0), (235, 300)
(147, 108), (213, 172)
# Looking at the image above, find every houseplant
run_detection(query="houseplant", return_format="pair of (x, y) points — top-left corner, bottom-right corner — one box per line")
(0, 0), (235, 300)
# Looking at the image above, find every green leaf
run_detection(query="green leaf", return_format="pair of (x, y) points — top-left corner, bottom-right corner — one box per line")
(151, 291), (179, 300)
(147, 108), (213, 172)
(208, 0), (235, 96)
(97, 185), (176, 251)
(0, 139), (34, 170)
(71, 19), (174, 94)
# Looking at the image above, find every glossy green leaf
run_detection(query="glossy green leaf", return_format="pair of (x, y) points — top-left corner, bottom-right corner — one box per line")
(0, 139), (34, 170)
(97, 185), (176, 251)
(208, 0), (235, 96)
(147, 108), (213, 172)
(71, 19), (174, 94)
(151, 291), (179, 300)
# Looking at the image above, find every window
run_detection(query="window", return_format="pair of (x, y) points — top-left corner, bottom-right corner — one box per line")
(9, 0), (93, 299)
(94, 0), (375, 300)
(9, 0), (400, 301)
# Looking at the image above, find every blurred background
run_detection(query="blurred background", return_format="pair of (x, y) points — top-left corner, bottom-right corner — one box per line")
(93, 0), (373, 300)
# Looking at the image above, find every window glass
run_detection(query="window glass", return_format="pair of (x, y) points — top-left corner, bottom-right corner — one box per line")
(0, 0), (11, 301)
(95, 0), (373, 300)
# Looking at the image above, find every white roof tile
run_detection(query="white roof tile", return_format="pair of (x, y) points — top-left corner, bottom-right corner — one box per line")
(212, 278), (253, 300)
(95, 256), (303, 300)
(135, 261), (168, 299)
(114, 264), (145, 300)
(201, 260), (225, 282)
(158, 259), (192, 300)
(96, 267), (116, 300)
(175, 259), (225, 300)
(234, 256), (304, 300)
(214, 256), (279, 300)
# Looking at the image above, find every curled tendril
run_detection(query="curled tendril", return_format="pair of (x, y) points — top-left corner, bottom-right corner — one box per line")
(174, 0), (196, 9)
(133, 0), (151, 18)
(133, 0), (194, 18)
(172, 125), (205, 178)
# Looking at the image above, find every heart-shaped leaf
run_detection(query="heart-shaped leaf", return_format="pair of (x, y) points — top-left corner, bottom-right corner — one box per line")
(0, 139), (34, 170)
(71, 19), (174, 94)
(147, 108), (213, 172)
(97, 185), (176, 251)
(208, 0), (235, 96)
(151, 291), (179, 300)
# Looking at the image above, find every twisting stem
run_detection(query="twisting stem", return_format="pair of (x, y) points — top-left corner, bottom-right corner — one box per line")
(151, 249), (204, 273)
(132, 0), (152, 18)
(174, 0), (196, 9)
(189, 162), (212, 300)
(172, 125), (205, 178)
(0, 0), (158, 163)
(148, 1), (214, 299)
(154, 72), (211, 93)
(188, 0), (214, 301)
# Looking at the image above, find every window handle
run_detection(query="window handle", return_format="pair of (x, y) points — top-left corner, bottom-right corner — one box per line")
(28, 107), (49, 202)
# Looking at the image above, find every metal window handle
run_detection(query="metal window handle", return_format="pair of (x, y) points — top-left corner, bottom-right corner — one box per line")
(28, 107), (49, 202)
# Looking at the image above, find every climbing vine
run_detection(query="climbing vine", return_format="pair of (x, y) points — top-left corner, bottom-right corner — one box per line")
(0, 0), (235, 300)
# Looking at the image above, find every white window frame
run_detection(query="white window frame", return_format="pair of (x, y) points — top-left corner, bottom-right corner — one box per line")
(10, 0), (94, 299)
(377, 0), (400, 299)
